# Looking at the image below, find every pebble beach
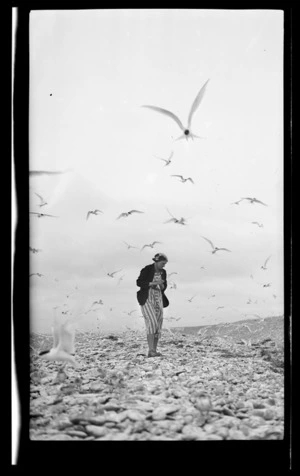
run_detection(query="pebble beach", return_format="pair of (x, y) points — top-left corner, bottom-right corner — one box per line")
(29, 315), (284, 441)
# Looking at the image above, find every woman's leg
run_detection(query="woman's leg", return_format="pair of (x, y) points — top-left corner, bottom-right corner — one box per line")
(147, 333), (155, 353)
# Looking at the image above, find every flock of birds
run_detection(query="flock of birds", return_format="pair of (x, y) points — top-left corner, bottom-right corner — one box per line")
(29, 78), (279, 369)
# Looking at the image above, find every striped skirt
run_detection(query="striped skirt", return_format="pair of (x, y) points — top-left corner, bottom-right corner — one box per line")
(140, 287), (163, 336)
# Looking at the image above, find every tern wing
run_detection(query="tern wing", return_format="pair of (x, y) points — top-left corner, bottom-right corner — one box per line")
(264, 255), (271, 267)
(117, 213), (127, 219)
(152, 241), (162, 245)
(164, 218), (176, 224)
(51, 322), (60, 348)
(142, 105), (185, 131)
(130, 210), (144, 214)
(34, 193), (44, 202)
(57, 321), (76, 354)
(112, 269), (123, 276)
(255, 199), (268, 206)
(30, 169), (71, 176)
(218, 248), (231, 252)
(201, 236), (215, 250)
(187, 178), (194, 184)
(187, 79), (210, 129)
(166, 208), (175, 218)
(86, 212), (91, 220)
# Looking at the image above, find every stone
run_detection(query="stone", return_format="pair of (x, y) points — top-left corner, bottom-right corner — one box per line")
(85, 425), (108, 437)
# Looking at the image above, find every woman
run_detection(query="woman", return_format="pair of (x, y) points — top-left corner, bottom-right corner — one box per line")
(136, 253), (169, 357)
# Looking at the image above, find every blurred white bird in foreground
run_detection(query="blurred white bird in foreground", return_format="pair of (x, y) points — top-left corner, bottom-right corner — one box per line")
(142, 79), (210, 141)
(38, 319), (78, 368)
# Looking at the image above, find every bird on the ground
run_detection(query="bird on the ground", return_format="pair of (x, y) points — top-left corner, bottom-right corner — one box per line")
(194, 392), (212, 415)
(141, 241), (163, 251)
(164, 208), (187, 225)
(117, 210), (144, 219)
(154, 150), (174, 166)
(29, 247), (42, 253)
(201, 236), (231, 254)
(171, 175), (194, 184)
(30, 273), (44, 277)
(38, 319), (78, 368)
(142, 79), (210, 141)
(34, 193), (48, 207)
(241, 197), (268, 206)
(30, 212), (58, 218)
(86, 209), (103, 220)
(261, 255), (271, 270)
(123, 241), (139, 250)
(252, 221), (264, 228)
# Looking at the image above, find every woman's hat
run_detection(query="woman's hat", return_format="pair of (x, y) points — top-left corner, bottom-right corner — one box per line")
(152, 253), (168, 262)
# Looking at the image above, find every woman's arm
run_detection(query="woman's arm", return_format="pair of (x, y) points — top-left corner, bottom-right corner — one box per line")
(136, 266), (152, 289)
(161, 270), (167, 291)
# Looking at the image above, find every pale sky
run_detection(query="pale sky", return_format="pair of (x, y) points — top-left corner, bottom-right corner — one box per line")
(28, 9), (284, 333)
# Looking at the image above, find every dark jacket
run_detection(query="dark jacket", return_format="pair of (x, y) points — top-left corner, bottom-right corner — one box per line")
(136, 264), (169, 308)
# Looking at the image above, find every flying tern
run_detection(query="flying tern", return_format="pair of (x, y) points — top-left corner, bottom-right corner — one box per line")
(34, 193), (48, 207)
(241, 197), (268, 206)
(187, 295), (197, 303)
(30, 273), (44, 277)
(86, 209), (103, 220)
(164, 208), (187, 225)
(171, 175), (194, 184)
(29, 168), (72, 176)
(123, 241), (139, 250)
(106, 269), (123, 278)
(117, 210), (144, 219)
(142, 79), (210, 141)
(29, 247), (42, 254)
(261, 255), (271, 270)
(38, 319), (78, 367)
(141, 241), (163, 250)
(30, 212), (58, 218)
(252, 221), (264, 228)
(201, 236), (231, 254)
(154, 150), (174, 166)
(92, 300), (104, 306)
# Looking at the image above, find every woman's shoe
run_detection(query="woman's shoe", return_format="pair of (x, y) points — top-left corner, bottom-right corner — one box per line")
(148, 350), (162, 357)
